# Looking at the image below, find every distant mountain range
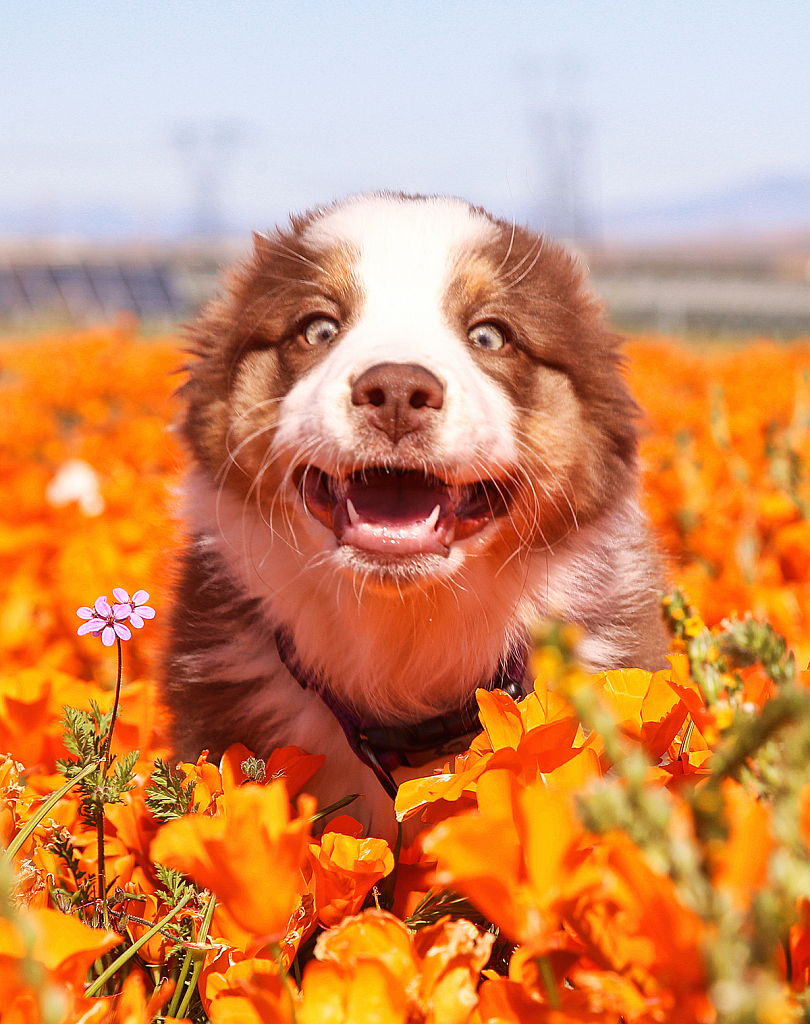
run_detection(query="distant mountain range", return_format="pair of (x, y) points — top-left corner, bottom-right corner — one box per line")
(599, 172), (810, 248)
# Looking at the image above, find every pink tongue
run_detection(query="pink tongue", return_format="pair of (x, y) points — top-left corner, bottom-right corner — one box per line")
(341, 474), (453, 555)
(345, 474), (448, 525)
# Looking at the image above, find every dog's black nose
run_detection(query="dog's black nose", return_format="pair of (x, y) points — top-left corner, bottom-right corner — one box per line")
(351, 362), (444, 443)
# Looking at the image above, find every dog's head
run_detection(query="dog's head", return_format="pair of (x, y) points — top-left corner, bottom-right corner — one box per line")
(181, 193), (638, 593)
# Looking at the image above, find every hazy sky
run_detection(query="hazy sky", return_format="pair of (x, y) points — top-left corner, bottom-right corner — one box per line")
(3, 0), (809, 235)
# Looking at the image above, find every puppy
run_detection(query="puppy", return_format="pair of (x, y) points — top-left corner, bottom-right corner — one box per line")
(162, 193), (668, 837)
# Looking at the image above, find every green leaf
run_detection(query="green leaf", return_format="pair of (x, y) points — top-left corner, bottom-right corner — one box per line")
(146, 759), (198, 822)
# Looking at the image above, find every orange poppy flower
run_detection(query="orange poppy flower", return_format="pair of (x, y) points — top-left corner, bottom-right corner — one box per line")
(593, 663), (689, 762)
(563, 832), (711, 1016)
(300, 909), (493, 1024)
(396, 679), (596, 825)
(0, 906), (121, 1009)
(424, 770), (599, 950)
(412, 917), (493, 1023)
(710, 779), (773, 911)
(307, 819), (394, 927)
(151, 780), (315, 942)
(202, 955), (298, 1024)
(300, 958), (408, 1024)
(664, 655), (720, 747)
(646, 748), (713, 790)
(175, 751), (227, 816)
(789, 898), (810, 992)
(109, 972), (181, 1024)
(473, 975), (624, 1023)
(219, 742), (325, 801)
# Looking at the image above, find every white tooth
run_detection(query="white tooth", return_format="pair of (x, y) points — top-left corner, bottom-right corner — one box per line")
(347, 498), (360, 526)
(426, 504), (441, 530)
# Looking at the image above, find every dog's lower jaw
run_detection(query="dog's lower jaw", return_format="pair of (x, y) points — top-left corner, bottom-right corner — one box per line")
(335, 547), (455, 595)
(332, 521), (501, 594)
(177, 469), (667, 725)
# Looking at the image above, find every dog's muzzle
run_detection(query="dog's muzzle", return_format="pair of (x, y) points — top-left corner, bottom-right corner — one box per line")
(298, 466), (509, 556)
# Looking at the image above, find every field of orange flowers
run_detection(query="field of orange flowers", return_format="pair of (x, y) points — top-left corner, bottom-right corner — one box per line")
(2, 325), (810, 1023)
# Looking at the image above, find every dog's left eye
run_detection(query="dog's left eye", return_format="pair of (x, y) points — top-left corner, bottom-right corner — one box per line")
(303, 317), (340, 346)
(468, 322), (506, 351)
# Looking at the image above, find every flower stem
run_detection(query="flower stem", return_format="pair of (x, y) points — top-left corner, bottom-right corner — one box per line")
(167, 947), (195, 1019)
(272, 940), (299, 1024)
(310, 792), (359, 822)
(538, 956), (560, 1009)
(85, 888), (196, 998)
(96, 813), (108, 928)
(174, 893), (217, 1019)
(98, 636), (125, 929)
(103, 636), (124, 766)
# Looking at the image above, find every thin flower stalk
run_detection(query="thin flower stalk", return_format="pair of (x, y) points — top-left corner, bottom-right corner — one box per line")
(170, 892), (217, 1019)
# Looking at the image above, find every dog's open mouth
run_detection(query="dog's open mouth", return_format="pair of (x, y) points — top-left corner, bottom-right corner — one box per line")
(297, 467), (508, 556)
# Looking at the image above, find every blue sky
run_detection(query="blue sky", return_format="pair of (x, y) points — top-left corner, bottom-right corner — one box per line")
(2, 0), (809, 237)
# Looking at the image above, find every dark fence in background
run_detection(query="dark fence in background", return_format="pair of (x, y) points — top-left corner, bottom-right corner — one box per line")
(2, 240), (810, 337)
(0, 262), (183, 322)
(0, 240), (247, 330)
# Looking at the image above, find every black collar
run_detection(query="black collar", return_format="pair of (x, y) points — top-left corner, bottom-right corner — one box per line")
(275, 627), (527, 800)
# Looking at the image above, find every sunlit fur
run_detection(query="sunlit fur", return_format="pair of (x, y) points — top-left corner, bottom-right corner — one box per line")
(162, 193), (668, 837)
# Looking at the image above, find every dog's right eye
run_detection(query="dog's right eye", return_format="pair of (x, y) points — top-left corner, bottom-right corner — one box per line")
(303, 317), (340, 346)
(468, 322), (506, 351)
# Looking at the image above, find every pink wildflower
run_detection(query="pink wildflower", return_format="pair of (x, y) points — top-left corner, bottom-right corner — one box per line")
(76, 596), (132, 646)
(112, 588), (156, 629)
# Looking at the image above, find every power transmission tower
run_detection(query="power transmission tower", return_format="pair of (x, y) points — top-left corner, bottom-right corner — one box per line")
(531, 56), (597, 245)
(172, 120), (245, 238)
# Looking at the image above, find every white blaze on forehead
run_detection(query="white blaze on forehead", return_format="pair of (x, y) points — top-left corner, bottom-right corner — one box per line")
(303, 194), (498, 338)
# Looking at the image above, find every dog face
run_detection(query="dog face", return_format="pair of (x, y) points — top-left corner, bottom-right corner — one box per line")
(182, 194), (638, 597)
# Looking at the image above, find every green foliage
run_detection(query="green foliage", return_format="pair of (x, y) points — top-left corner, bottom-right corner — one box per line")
(565, 598), (810, 1022)
(47, 829), (95, 915)
(155, 862), (198, 905)
(146, 759), (198, 821)
(663, 588), (796, 702)
(56, 703), (138, 831)
(61, 702), (111, 762)
(718, 614), (796, 688)
(404, 888), (491, 931)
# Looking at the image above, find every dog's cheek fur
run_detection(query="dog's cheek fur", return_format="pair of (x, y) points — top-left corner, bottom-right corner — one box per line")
(223, 351), (288, 491)
(448, 231), (638, 545)
(510, 371), (609, 540)
(179, 232), (344, 488)
(477, 227), (639, 472)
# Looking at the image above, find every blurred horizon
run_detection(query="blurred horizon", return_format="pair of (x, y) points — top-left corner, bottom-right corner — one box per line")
(3, 169), (810, 253)
(4, 1), (810, 335)
(2, 1), (810, 251)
